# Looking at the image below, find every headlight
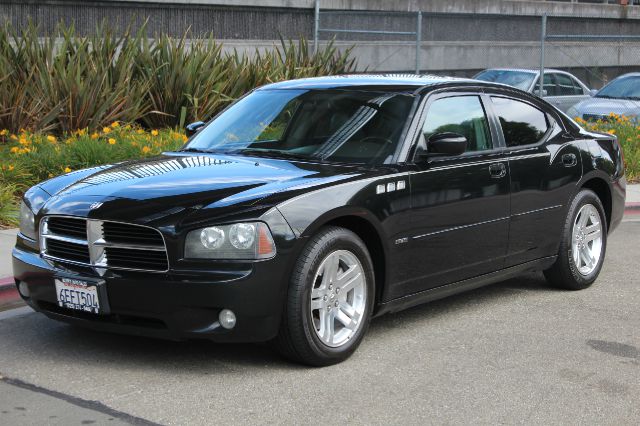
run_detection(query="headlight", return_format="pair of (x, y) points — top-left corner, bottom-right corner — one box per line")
(19, 186), (49, 241)
(185, 222), (276, 260)
(19, 201), (36, 240)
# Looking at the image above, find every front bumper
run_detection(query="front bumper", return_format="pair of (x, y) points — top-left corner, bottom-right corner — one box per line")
(12, 239), (290, 343)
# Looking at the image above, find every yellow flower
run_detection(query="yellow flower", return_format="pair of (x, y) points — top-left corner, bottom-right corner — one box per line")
(142, 146), (151, 154)
(0, 129), (7, 136)
(182, 135), (188, 142)
(124, 124), (132, 130)
(136, 129), (145, 134)
(76, 128), (87, 136)
(10, 134), (17, 140)
(19, 136), (29, 145)
(110, 121), (120, 128)
(8, 164), (14, 171)
(10, 147), (19, 153)
(64, 167), (72, 173)
(108, 138), (116, 145)
(90, 132), (99, 139)
(607, 129), (616, 135)
(102, 127), (111, 134)
(47, 135), (56, 143)
(151, 130), (159, 136)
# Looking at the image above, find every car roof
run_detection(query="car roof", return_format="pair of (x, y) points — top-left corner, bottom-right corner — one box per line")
(480, 68), (570, 74)
(258, 74), (477, 91)
(612, 72), (640, 79)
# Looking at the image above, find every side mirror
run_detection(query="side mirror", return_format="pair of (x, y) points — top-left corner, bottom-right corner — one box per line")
(426, 132), (467, 156)
(535, 89), (548, 97)
(589, 89), (598, 97)
(185, 121), (205, 137)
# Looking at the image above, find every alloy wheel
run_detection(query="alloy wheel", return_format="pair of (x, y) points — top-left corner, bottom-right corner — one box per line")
(571, 203), (603, 276)
(309, 250), (367, 348)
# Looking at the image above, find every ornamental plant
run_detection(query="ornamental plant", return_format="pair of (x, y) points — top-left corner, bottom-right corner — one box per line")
(574, 113), (640, 182)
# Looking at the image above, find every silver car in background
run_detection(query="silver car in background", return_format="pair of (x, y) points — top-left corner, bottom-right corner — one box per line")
(567, 72), (640, 122)
(474, 68), (594, 112)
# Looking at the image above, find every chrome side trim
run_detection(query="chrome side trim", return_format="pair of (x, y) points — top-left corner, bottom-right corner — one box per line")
(411, 216), (510, 240)
(512, 204), (562, 217)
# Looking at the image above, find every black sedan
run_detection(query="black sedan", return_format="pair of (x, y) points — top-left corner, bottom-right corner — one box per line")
(13, 75), (626, 366)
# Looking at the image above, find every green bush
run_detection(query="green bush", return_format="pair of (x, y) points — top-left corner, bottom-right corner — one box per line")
(0, 21), (357, 134)
(575, 114), (640, 183)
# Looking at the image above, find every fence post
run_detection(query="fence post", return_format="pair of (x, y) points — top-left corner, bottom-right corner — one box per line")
(313, 0), (320, 55)
(415, 10), (422, 74)
(539, 13), (547, 97)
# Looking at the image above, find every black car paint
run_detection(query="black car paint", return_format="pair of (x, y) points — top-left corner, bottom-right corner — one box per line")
(13, 76), (626, 342)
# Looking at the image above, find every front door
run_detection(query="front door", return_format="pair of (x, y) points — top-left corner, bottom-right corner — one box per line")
(391, 93), (510, 299)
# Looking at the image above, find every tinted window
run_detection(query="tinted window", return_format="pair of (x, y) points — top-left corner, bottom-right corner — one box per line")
(540, 74), (557, 96)
(185, 89), (414, 164)
(475, 70), (536, 91)
(555, 74), (584, 96)
(491, 97), (549, 147)
(422, 96), (492, 152)
(595, 75), (640, 100)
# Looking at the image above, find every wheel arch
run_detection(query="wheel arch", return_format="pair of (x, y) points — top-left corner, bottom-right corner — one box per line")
(580, 177), (612, 230)
(296, 208), (389, 313)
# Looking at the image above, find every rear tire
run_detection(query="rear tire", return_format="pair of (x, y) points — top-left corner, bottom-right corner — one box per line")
(544, 189), (607, 290)
(272, 226), (375, 366)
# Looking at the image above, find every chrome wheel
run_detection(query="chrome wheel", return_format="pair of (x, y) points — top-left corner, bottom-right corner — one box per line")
(310, 250), (367, 348)
(571, 204), (603, 276)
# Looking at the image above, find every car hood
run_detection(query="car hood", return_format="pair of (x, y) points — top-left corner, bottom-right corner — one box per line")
(574, 97), (640, 117)
(37, 153), (372, 226)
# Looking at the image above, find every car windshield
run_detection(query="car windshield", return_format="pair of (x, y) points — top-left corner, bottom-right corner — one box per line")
(474, 70), (536, 91)
(183, 89), (415, 164)
(595, 75), (640, 100)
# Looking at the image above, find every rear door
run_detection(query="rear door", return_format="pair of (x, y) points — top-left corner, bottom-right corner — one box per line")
(392, 92), (510, 298)
(488, 93), (582, 267)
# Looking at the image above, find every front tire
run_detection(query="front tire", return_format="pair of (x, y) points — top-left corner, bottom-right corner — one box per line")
(272, 226), (375, 366)
(544, 189), (607, 290)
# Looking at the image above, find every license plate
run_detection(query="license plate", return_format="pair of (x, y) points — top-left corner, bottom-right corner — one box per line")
(55, 278), (101, 314)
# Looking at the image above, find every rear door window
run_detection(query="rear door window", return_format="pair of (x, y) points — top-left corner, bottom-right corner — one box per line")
(490, 97), (549, 147)
(422, 96), (492, 152)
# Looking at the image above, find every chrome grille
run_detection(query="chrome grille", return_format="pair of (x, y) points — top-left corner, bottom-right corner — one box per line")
(40, 216), (169, 272)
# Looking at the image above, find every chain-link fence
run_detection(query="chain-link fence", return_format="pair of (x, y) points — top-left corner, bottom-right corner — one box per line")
(313, 2), (640, 115)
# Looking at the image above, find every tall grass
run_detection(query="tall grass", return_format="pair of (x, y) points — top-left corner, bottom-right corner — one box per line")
(0, 21), (357, 134)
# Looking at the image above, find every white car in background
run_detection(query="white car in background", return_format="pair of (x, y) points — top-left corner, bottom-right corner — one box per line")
(567, 72), (640, 122)
(474, 68), (594, 112)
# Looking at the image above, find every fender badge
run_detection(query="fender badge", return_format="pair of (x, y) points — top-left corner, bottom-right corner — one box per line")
(89, 202), (103, 210)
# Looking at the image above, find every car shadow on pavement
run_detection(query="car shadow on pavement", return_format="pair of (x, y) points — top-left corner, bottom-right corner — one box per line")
(1, 272), (561, 372)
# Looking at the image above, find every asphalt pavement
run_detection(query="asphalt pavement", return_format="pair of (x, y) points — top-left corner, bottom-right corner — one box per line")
(0, 217), (639, 425)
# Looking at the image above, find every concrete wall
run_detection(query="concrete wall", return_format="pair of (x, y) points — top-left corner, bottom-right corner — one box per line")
(1, 0), (639, 85)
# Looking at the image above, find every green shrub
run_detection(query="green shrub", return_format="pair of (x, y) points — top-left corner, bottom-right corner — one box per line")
(0, 183), (18, 227)
(576, 114), (640, 182)
(0, 21), (357, 134)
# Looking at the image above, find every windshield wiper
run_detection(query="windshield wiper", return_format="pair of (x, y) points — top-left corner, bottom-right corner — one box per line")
(239, 149), (313, 161)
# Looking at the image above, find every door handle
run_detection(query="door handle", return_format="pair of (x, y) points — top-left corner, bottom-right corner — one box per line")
(562, 153), (577, 167)
(489, 162), (506, 179)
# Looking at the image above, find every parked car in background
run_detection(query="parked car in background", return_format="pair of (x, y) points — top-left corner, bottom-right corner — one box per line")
(567, 72), (640, 122)
(474, 68), (594, 112)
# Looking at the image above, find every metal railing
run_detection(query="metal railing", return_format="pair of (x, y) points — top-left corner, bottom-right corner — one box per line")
(313, 0), (422, 74)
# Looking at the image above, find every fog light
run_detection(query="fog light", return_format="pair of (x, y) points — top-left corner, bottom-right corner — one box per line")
(17, 281), (30, 298)
(218, 309), (236, 329)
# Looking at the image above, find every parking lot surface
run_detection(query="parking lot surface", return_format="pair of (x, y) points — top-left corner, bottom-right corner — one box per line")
(1, 219), (639, 425)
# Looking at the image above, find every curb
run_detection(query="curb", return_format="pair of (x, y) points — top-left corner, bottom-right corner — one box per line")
(0, 277), (19, 309)
(0, 276), (14, 290)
